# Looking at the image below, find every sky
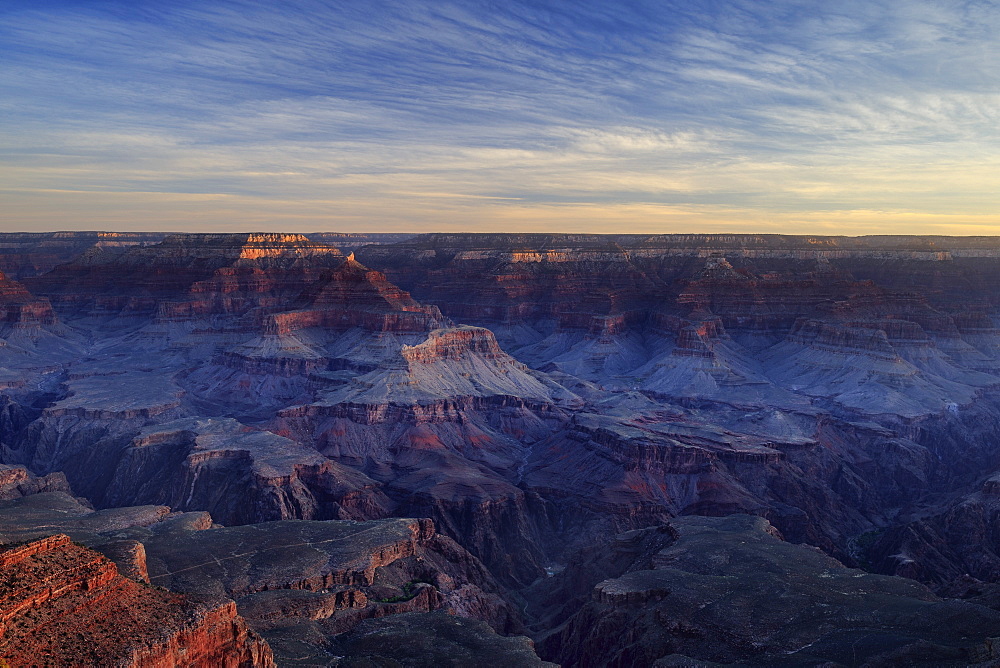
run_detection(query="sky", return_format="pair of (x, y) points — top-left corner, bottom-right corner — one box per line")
(1, 0), (998, 234)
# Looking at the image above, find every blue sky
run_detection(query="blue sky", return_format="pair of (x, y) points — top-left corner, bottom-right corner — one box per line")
(1, 0), (998, 233)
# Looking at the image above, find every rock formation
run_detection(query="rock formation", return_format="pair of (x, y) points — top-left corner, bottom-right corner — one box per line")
(102, 417), (390, 525)
(0, 489), (529, 666)
(0, 464), (71, 500)
(0, 534), (275, 667)
(535, 516), (1000, 667)
(0, 231), (167, 280)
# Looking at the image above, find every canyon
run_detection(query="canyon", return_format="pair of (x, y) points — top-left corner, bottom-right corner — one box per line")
(4, 231), (1000, 665)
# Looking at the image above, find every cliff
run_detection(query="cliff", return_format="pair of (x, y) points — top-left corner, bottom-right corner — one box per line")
(0, 464), (71, 500)
(102, 418), (390, 525)
(22, 233), (344, 326)
(0, 534), (275, 667)
(0, 231), (167, 280)
(0, 269), (58, 328)
(536, 516), (1000, 667)
(133, 516), (522, 662)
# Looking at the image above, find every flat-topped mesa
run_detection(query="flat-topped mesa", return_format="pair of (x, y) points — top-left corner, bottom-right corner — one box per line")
(235, 233), (325, 258)
(299, 325), (579, 414)
(136, 516), (485, 600)
(0, 534), (275, 667)
(401, 326), (507, 364)
(41, 371), (185, 420)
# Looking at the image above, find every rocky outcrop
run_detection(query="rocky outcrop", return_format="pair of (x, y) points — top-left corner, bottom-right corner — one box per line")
(264, 255), (446, 337)
(6, 372), (188, 501)
(0, 491), (212, 548)
(132, 516), (521, 663)
(155, 234), (347, 322)
(0, 492), (520, 665)
(276, 387), (557, 587)
(174, 255), (452, 416)
(0, 464), (71, 500)
(0, 268), (58, 327)
(0, 534), (275, 667)
(102, 418), (391, 525)
(536, 516), (1000, 667)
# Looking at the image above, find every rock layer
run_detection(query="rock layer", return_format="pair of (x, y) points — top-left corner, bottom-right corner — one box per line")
(0, 534), (275, 667)
(537, 516), (1000, 667)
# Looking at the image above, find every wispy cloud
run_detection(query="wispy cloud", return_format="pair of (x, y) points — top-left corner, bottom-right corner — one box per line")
(1, 0), (998, 232)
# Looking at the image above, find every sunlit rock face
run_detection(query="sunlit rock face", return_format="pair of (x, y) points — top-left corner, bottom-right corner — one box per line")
(0, 492), (528, 666)
(7, 232), (1000, 664)
(0, 534), (275, 667)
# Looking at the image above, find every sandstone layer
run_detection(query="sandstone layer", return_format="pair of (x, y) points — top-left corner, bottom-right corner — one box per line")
(0, 534), (275, 667)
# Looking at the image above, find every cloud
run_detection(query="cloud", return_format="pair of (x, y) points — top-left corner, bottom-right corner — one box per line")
(1, 0), (998, 232)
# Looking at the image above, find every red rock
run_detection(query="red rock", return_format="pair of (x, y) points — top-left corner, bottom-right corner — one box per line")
(0, 534), (275, 667)
(0, 269), (58, 327)
(265, 255), (445, 336)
